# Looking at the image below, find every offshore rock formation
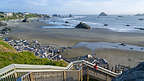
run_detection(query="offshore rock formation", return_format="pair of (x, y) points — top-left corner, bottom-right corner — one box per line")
(135, 14), (144, 16)
(99, 12), (108, 16)
(75, 22), (91, 29)
(112, 62), (144, 81)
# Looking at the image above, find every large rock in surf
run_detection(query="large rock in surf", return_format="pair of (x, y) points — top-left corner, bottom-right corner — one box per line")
(135, 14), (144, 16)
(112, 62), (144, 81)
(99, 12), (108, 16)
(0, 22), (7, 26)
(75, 22), (91, 29)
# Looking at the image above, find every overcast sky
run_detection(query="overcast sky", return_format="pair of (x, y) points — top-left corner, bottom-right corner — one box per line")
(0, 0), (144, 15)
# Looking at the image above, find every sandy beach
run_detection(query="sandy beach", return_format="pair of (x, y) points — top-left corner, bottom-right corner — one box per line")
(7, 21), (144, 46)
(6, 20), (144, 67)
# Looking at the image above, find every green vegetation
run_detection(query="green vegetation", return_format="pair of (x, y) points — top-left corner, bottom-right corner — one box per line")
(0, 40), (15, 52)
(0, 40), (67, 69)
(0, 40), (13, 49)
(25, 14), (41, 18)
(0, 13), (41, 21)
(0, 14), (23, 21)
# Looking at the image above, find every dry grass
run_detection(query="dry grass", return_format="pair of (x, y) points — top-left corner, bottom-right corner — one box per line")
(0, 40), (16, 52)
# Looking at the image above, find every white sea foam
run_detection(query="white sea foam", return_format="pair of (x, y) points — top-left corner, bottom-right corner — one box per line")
(41, 15), (144, 32)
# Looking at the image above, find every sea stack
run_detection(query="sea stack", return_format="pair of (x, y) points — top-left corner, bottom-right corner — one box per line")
(75, 22), (91, 29)
(135, 13), (144, 16)
(99, 12), (108, 16)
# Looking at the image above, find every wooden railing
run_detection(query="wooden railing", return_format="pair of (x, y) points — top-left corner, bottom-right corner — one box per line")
(20, 70), (82, 81)
(0, 60), (121, 81)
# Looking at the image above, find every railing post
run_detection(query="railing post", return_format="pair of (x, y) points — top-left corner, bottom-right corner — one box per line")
(106, 74), (111, 81)
(14, 70), (18, 80)
(63, 70), (66, 81)
(78, 70), (80, 81)
(106, 74), (108, 81)
(87, 67), (89, 81)
(30, 72), (34, 81)
(14, 65), (18, 80)
(81, 69), (83, 81)
(80, 63), (83, 81)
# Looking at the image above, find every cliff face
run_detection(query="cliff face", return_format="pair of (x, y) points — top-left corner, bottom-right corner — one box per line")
(112, 62), (144, 81)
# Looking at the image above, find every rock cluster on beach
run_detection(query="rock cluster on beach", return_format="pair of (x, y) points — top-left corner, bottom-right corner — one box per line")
(0, 27), (11, 35)
(22, 18), (29, 22)
(99, 12), (108, 16)
(0, 22), (7, 26)
(66, 54), (128, 73)
(4, 38), (63, 60)
(75, 22), (91, 29)
(112, 62), (144, 81)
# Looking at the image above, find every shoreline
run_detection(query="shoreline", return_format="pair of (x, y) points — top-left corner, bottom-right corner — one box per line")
(2, 20), (144, 68)
(5, 20), (144, 47)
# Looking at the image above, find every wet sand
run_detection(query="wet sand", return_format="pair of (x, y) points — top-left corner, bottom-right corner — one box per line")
(6, 21), (144, 67)
(7, 21), (144, 46)
(61, 47), (144, 67)
(94, 48), (144, 67)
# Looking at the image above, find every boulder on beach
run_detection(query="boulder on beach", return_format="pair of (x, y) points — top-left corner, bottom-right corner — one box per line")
(119, 43), (126, 46)
(138, 18), (144, 20)
(104, 24), (108, 26)
(65, 21), (69, 23)
(112, 62), (144, 81)
(22, 18), (29, 22)
(0, 22), (7, 27)
(125, 25), (130, 26)
(118, 16), (123, 17)
(75, 22), (91, 29)
(99, 12), (108, 16)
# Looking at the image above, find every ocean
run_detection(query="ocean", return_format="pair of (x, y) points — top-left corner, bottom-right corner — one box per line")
(41, 15), (144, 32)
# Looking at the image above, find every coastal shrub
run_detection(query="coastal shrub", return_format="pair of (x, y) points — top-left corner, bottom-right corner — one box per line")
(0, 40), (68, 69)
(0, 13), (40, 21)
(0, 51), (67, 68)
(0, 40), (14, 50)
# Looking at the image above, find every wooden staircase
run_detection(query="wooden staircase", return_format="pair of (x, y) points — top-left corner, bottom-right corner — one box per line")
(0, 60), (121, 81)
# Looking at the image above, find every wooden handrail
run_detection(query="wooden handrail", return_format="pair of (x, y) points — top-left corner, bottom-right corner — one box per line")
(0, 60), (121, 80)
